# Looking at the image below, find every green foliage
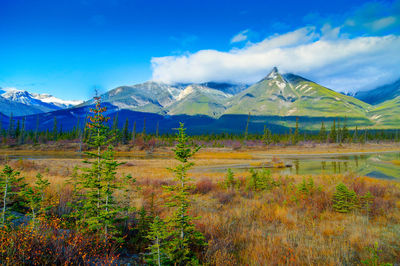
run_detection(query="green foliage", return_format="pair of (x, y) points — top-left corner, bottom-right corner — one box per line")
(362, 242), (393, 266)
(297, 177), (316, 196)
(161, 122), (206, 264)
(146, 216), (170, 266)
(342, 119), (350, 142)
(21, 173), (50, 225)
(224, 168), (236, 189)
(0, 165), (26, 226)
(122, 118), (129, 144)
(70, 96), (128, 242)
(332, 183), (358, 213)
(329, 120), (337, 143)
(262, 125), (272, 145)
(246, 168), (278, 192)
(293, 117), (300, 145)
(319, 121), (326, 143)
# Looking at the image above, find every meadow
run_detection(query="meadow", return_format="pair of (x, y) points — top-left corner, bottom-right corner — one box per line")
(0, 141), (399, 265)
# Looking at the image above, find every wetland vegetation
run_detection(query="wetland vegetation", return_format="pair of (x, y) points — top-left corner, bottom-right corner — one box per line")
(0, 99), (399, 265)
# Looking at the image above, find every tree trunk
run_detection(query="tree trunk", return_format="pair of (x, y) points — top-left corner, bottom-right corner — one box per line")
(1, 180), (8, 226)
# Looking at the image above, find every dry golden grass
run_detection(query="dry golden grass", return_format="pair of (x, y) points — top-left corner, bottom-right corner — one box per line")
(1, 148), (399, 265)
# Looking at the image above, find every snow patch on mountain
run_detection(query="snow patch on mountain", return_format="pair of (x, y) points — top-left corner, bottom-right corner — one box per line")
(1, 88), (83, 110)
(176, 86), (195, 101)
(32, 93), (83, 108)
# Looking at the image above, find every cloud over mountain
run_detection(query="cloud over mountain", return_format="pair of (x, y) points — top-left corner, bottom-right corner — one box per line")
(151, 25), (400, 92)
(152, 0), (400, 93)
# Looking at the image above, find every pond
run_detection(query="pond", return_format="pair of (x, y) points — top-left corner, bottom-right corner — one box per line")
(194, 151), (400, 180)
(2, 151), (400, 180)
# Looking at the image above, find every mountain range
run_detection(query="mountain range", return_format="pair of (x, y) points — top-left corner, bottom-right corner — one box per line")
(0, 88), (83, 116)
(1, 68), (400, 133)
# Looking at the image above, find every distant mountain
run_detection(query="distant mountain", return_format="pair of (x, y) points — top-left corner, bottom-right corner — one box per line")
(166, 84), (232, 117)
(0, 88), (83, 116)
(5, 69), (400, 132)
(354, 78), (400, 105)
(81, 81), (184, 113)
(81, 81), (245, 116)
(0, 96), (45, 116)
(367, 96), (400, 128)
(196, 82), (248, 95)
(31, 93), (83, 109)
(224, 67), (371, 119)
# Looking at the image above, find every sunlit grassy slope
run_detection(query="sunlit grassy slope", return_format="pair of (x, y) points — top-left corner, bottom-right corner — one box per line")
(225, 70), (372, 120)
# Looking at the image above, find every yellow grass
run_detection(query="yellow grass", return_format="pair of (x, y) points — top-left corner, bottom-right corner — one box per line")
(1, 147), (399, 265)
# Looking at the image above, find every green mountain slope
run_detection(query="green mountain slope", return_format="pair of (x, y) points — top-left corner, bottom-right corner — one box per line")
(367, 96), (400, 128)
(166, 84), (232, 117)
(225, 68), (372, 119)
(82, 81), (183, 114)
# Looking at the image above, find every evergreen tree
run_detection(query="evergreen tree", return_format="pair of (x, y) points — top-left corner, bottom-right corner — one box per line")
(132, 121), (137, 143)
(342, 118), (349, 143)
(15, 120), (20, 140)
(337, 119), (342, 143)
(0, 165), (25, 226)
(163, 123), (205, 264)
(224, 168), (236, 189)
(19, 117), (26, 145)
(53, 117), (58, 141)
(329, 120), (337, 143)
(112, 112), (120, 144)
(142, 118), (146, 138)
(122, 118), (129, 144)
(244, 112), (250, 140)
(146, 216), (170, 265)
(71, 96), (126, 241)
(293, 117), (299, 145)
(332, 183), (358, 213)
(21, 173), (50, 226)
(262, 125), (272, 145)
(319, 121), (326, 143)
(353, 126), (358, 143)
(35, 115), (40, 144)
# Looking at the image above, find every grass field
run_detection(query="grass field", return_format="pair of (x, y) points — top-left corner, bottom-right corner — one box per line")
(1, 143), (399, 264)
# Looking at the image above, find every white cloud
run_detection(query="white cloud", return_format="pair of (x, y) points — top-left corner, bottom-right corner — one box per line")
(151, 27), (400, 92)
(370, 16), (397, 31)
(230, 29), (249, 43)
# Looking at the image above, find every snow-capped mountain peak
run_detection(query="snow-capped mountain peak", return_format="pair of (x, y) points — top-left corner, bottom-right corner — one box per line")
(31, 93), (83, 108)
(0, 87), (84, 115)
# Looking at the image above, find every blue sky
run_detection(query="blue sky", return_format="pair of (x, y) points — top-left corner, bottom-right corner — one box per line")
(0, 0), (399, 100)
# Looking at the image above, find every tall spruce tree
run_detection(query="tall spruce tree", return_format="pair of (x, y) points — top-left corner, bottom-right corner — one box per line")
(122, 118), (129, 144)
(162, 123), (206, 264)
(53, 117), (58, 141)
(293, 117), (299, 144)
(132, 121), (137, 143)
(319, 121), (326, 143)
(337, 119), (342, 143)
(0, 165), (25, 226)
(21, 173), (50, 226)
(342, 118), (349, 143)
(262, 125), (272, 145)
(35, 115), (40, 144)
(329, 120), (337, 143)
(71, 96), (126, 241)
(244, 112), (250, 140)
(142, 118), (146, 138)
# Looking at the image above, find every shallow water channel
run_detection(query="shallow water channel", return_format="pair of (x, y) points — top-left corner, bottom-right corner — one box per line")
(194, 151), (400, 180)
(3, 151), (400, 180)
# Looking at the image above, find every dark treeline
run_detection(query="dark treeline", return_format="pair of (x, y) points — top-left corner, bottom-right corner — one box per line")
(1, 113), (399, 147)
